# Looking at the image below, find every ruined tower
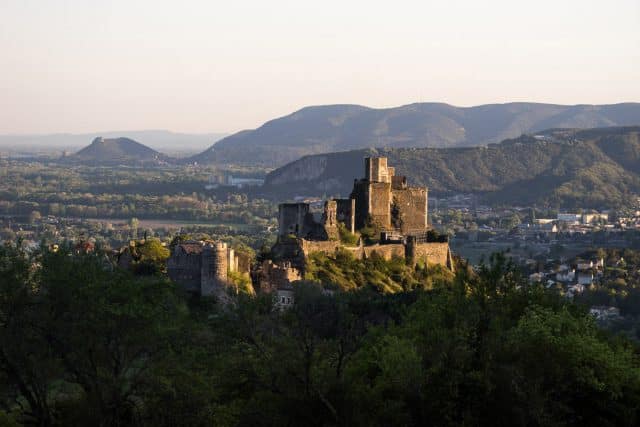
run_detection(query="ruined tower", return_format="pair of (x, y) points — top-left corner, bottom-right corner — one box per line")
(200, 242), (228, 297)
(278, 203), (311, 238)
(322, 200), (339, 240)
(335, 198), (356, 233)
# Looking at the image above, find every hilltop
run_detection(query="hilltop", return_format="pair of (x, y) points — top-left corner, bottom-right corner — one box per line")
(69, 137), (170, 165)
(262, 126), (640, 208)
(191, 102), (640, 167)
(0, 130), (227, 154)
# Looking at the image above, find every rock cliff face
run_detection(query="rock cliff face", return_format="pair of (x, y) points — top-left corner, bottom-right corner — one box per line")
(267, 155), (329, 186)
(264, 149), (376, 196)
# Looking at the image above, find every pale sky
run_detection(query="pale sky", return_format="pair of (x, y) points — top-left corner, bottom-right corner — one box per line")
(1, 0), (639, 134)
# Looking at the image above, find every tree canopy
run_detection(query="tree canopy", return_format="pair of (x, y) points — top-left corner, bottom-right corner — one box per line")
(1, 245), (639, 426)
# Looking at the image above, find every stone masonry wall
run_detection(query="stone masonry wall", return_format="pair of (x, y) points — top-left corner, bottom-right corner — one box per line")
(368, 182), (392, 229)
(300, 239), (343, 258)
(299, 238), (452, 270)
(410, 242), (453, 270)
(335, 198), (355, 233)
(392, 187), (428, 233)
(360, 244), (405, 260)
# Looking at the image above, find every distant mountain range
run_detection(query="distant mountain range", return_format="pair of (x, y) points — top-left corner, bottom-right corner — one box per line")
(190, 102), (640, 167)
(0, 130), (227, 154)
(262, 126), (640, 208)
(67, 137), (170, 165)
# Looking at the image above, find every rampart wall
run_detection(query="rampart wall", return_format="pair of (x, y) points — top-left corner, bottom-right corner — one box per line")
(298, 239), (452, 270)
(410, 242), (453, 270)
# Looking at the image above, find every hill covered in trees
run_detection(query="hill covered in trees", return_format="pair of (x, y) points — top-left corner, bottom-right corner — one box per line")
(191, 102), (640, 166)
(1, 243), (639, 426)
(263, 126), (640, 208)
(69, 136), (171, 165)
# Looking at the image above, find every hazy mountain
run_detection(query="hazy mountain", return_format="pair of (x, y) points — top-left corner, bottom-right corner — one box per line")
(190, 102), (640, 167)
(68, 137), (170, 165)
(262, 126), (640, 208)
(0, 130), (227, 155)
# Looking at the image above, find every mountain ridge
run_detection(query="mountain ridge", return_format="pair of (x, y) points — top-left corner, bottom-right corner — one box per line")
(190, 102), (640, 167)
(262, 126), (640, 208)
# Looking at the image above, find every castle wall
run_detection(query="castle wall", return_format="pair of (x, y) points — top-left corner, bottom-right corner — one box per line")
(360, 243), (405, 260)
(391, 175), (407, 190)
(409, 242), (453, 270)
(322, 200), (339, 240)
(350, 180), (369, 230)
(227, 248), (236, 273)
(278, 203), (310, 238)
(300, 239), (343, 258)
(365, 157), (390, 183)
(258, 260), (302, 293)
(299, 238), (452, 270)
(335, 198), (355, 233)
(392, 187), (428, 233)
(271, 238), (307, 271)
(368, 182), (392, 229)
(167, 247), (202, 293)
(236, 252), (252, 274)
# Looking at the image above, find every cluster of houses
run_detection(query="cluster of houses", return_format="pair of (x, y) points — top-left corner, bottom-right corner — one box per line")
(528, 257), (605, 299)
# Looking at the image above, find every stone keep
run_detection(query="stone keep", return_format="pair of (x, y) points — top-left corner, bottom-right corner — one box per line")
(350, 156), (428, 232)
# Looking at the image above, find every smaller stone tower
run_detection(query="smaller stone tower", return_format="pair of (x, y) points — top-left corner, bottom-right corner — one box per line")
(322, 200), (339, 240)
(201, 242), (229, 296)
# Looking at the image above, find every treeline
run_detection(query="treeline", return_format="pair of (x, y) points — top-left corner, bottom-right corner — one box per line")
(0, 195), (275, 224)
(0, 162), (274, 224)
(2, 244), (640, 426)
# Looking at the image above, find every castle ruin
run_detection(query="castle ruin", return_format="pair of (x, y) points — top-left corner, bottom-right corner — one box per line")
(277, 157), (428, 240)
(168, 240), (243, 298)
(266, 157), (452, 291)
(168, 157), (453, 301)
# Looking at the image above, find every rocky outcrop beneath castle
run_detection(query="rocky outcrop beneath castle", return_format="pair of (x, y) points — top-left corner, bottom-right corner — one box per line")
(266, 155), (329, 186)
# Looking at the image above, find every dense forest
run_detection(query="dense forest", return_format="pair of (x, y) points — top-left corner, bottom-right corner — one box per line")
(264, 127), (640, 208)
(2, 243), (639, 426)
